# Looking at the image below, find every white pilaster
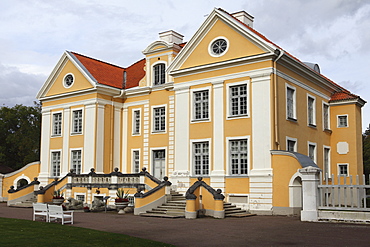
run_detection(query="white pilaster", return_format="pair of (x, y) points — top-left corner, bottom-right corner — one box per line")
(172, 86), (190, 192)
(61, 107), (70, 176)
(95, 104), (105, 173)
(211, 80), (225, 190)
(84, 103), (97, 173)
(39, 109), (51, 186)
(300, 166), (321, 222)
(121, 107), (128, 173)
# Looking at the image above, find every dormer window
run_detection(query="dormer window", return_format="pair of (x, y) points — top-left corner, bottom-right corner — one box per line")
(153, 63), (165, 85)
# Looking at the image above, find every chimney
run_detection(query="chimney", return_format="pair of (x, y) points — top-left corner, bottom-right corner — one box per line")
(159, 30), (184, 44)
(232, 11), (254, 28)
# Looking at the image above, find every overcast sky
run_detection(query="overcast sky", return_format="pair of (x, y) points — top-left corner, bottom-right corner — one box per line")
(0, 0), (369, 131)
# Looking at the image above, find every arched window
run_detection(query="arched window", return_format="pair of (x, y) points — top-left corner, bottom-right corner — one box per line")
(153, 63), (165, 85)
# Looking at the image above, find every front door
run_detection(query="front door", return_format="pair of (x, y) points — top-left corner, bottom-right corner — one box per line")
(153, 150), (165, 180)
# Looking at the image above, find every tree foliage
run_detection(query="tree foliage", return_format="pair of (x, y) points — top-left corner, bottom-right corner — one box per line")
(0, 103), (41, 170)
(363, 124), (370, 179)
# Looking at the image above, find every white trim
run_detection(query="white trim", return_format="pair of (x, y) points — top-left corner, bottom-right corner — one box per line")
(322, 101), (330, 131)
(74, 192), (86, 202)
(151, 104), (167, 134)
(150, 147), (167, 179)
(113, 106), (121, 169)
(337, 114), (349, 128)
(152, 61), (167, 86)
(131, 148), (141, 173)
(70, 148), (83, 174)
(323, 145), (331, 179)
(307, 141), (317, 163)
(190, 138), (212, 176)
(190, 86), (211, 123)
(307, 93), (316, 127)
(337, 163), (349, 177)
(121, 108), (128, 173)
(226, 80), (250, 119)
(51, 110), (63, 137)
(13, 175), (31, 188)
(71, 107), (84, 135)
(226, 136), (250, 176)
(95, 104), (105, 173)
(286, 83), (297, 120)
(131, 108), (141, 136)
(286, 136), (297, 152)
(50, 149), (62, 177)
(63, 73), (75, 88)
(208, 36), (230, 57)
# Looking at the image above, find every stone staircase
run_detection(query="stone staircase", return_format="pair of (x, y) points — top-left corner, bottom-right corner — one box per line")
(140, 191), (186, 218)
(139, 191), (255, 218)
(10, 195), (37, 208)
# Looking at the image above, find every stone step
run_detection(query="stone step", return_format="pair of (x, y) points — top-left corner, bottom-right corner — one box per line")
(151, 208), (185, 213)
(226, 213), (256, 218)
(158, 205), (186, 210)
(225, 209), (247, 215)
(140, 213), (185, 218)
(224, 207), (243, 211)
(164, 202), (186, 206)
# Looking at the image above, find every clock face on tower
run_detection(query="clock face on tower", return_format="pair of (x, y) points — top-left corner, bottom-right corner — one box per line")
(64, 74), (74, 88)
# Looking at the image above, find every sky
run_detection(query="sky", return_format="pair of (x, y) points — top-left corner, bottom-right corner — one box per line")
(0, 0), (369, 131)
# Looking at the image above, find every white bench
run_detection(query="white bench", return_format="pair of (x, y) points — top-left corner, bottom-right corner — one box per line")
(48, 205), (74, 225)
(32, 203), (49, 222)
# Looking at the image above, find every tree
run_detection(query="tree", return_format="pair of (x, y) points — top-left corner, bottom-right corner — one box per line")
(363, 124), (370, 180)
(0, 102), (41, 170)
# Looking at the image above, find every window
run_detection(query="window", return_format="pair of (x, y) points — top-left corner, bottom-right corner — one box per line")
(307, 96), (316, 126)
(323, 147), (331, 178)
(133, 150), (140, 173)
(194, 90), (209, 120)
(229, 139), (248, 175)
(286, 86), (296, 120)
(52, 113), (62, 136)
(133, 110), (140, 134)
(72, 109), (83, 134)
(63, 73), (74, 88)
(75, 194), (85, 202)
(153, 107), (165, 132)
(71, 150), (82, 174)
(209, 37), (229, 57)
(338, 115), (348, 128)
(153, 63), (165, 85)
(193, 142), (209, 175)
(51, 151), (61, 177)
(230, 84), (247, 116)
(338, 164), (348, 176)
(308, 143), (316, 162)
(287, 138), (297, 152)
(323, 103), (330, 130)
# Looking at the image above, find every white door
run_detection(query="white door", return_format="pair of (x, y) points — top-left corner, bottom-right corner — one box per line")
(153, 150), (165, 180)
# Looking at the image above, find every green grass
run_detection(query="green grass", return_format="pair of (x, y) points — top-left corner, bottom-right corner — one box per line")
(0, 217), (175, 247)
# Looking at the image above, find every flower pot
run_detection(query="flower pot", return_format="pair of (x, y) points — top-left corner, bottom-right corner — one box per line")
(115, 202), (129, 214)
(52, 198), (64, 205)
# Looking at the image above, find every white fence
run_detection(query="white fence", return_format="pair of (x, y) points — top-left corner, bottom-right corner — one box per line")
(318, 173), (370, 211)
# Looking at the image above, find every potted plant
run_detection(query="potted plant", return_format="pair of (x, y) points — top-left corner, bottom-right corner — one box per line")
(52, 189), (64, 205)
(115, 188), (130, 214)
(83, 206), (90, 212)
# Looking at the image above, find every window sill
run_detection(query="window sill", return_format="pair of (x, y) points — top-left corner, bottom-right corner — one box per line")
(226, 175), (249, 178)
(152, 130), (166, 134)
(308, 124), (316, 128)
(287, 117), (297, 123)
(71, 132), (83, 136)
(227, 115), (249, 120)
(324, 129), (332, 134)
(191, 119), (210, 123)
(51, 134), (62, 138)
(132, 133), (141, 136)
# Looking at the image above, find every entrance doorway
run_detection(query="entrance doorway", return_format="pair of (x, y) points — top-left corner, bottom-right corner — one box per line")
(152, 150), (165, 180)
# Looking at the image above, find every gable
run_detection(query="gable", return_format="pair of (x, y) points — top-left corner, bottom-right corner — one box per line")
(180, 19), (266, 70)
(45, 59), (95, 97)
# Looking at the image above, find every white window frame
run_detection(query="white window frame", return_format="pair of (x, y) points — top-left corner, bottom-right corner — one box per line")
(286, 84), (297, 120)
(337, 114), (348, 128)
(226, 136), (250, 176)
(152, 61), (166, 86)
(74, 193), (86, 202)
(52, 111), (62, 137)
(323, 146), (331, 179)
(191, 87), (211, 122)
(50, 150), (61, 177)
(63, 73), (75, 88)
(132, 149), (140, 173)
(190, 139), (211, 176)
(150, 147), (167, 179)
(307, 141), (317, 163)
(132, 108), (141, 135)
(208, 36), (230, 58)
(71, 149), (82, 174)
(226, 81), (249, 119)
(307, 94), (316, 127)
(322, 102), (330, 130)
(337, 163), (349, 177)
(71, 108), (83, 135)
(151, 104), (167, 133)
(286, 136), (297, 152)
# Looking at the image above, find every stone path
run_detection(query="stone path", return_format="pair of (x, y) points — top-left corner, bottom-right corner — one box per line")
(1, 203), (369, 246)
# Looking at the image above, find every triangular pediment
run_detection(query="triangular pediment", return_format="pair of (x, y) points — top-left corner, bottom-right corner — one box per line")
(168, 8), (278, 76)
(37, 51), (97, 100)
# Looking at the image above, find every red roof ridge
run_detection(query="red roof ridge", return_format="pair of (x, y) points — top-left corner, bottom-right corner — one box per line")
(70, 51), (124, 69)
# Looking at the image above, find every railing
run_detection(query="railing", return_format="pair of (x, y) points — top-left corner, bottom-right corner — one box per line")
(318, 173), (370, 211)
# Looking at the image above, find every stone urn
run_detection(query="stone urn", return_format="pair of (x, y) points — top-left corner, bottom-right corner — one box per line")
(52, 198), (64, 205)
(115, 201), (129, 214)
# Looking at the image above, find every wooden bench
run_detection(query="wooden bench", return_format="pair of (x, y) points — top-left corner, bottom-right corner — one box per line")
(32, 203), (49, 222)
(48, 205), (74, 225)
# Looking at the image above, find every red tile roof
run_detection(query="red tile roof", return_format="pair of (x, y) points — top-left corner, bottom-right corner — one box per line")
(330, 91), (359, 102)
(125, 58), (145, 89)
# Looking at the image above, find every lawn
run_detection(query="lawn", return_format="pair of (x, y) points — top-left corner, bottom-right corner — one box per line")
(0, 217), (175, 247)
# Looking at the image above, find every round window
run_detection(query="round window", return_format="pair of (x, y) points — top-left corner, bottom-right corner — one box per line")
(211, 38), (228, 55)
(64, 74), (74, 88)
